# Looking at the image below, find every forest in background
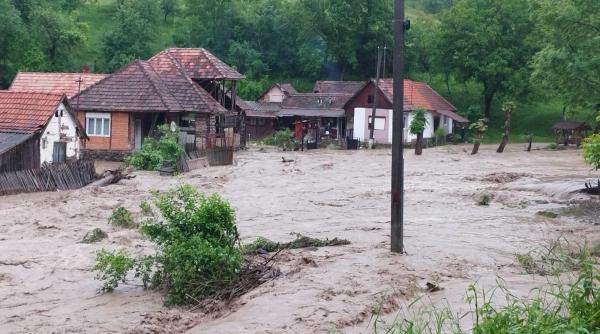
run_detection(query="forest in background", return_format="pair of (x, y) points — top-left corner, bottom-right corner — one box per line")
(0, 0), (598, 142)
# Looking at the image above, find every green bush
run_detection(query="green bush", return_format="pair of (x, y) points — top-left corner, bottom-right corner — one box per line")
(262, 129), (296, 150)
(94, 185), (242, 305)
(583, 134), (600, 170)
(108, 207), (136, 228)
(125, 124), (185, 171)
(434, 127), (448, 146)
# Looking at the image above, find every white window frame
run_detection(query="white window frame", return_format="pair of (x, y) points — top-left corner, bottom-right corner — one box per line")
(368, 116), (386, 131)
(86, 112), (111, 137)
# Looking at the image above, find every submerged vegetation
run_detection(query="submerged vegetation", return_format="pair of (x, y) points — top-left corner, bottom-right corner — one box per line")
(261, 129), (296, 151)
(242, 234), (350, 254)
(124, 124), (184, 171)
(373, 243), (600, 334)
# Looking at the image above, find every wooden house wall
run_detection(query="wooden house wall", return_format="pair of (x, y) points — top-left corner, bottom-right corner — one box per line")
(0, 136), (41, 173)
(246, 118), (277, 140)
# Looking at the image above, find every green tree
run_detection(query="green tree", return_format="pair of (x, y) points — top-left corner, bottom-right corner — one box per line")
(101, 1), (159, 71)
(531, 0), (600, 110)
(470, 118), (488, 155)
(434, 0), (535, 118)
(0, 0), (27, 86)
(409, 108), (427, 155)
(160, 0), (177, 22)
(31, 7), (87, 69)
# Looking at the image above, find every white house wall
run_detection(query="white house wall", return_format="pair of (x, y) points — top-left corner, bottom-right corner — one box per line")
(353, 108), (453, 144)
(39, 102), (81, 163)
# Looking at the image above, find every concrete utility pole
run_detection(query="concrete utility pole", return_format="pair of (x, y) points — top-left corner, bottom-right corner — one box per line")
(391, 0), (406, 253)
(369, 46), (383, 146)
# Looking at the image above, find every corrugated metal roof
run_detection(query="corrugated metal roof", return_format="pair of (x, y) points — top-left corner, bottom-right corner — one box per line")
(313, 81), (365, 95)
(9, 72), (108, 98)
(0, 91), (63, 133)
(0, 132), (33, 155)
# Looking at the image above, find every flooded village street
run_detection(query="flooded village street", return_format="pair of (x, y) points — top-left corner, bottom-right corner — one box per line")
(0, 144), (599, 333)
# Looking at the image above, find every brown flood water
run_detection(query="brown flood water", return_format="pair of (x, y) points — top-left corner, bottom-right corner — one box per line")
(0, 144), (598, 333)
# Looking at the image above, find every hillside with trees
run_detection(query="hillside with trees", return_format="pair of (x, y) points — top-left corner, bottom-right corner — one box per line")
(0, 0), (598, 141)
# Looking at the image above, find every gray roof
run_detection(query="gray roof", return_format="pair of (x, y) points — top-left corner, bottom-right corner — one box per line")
(0, 132), (33, 155)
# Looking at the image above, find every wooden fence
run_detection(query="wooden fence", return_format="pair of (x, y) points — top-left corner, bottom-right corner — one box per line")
(0, 160), (96, 196)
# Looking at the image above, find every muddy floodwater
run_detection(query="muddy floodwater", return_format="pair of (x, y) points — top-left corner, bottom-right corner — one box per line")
(1, 144), (599, 333)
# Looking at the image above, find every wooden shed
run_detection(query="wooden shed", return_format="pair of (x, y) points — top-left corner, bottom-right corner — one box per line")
(552, 121), (591, 147)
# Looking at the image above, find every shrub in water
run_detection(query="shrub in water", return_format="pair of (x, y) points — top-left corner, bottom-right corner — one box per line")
(108, 207), (136, 228)
(262, 129), (296, 150)
(125, 124), (185, 171)
(583, 134), (600, 170)
(82, 228), (108, 243)
(94, 185), (242, 305)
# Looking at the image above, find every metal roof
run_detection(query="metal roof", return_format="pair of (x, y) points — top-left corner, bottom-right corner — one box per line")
(0, 132), (33, 155)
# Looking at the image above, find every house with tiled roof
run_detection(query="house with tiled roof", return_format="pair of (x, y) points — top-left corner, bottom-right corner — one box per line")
(0, 92), (86, 172)
(70, 48), (244, 159)
(9, 72), (108, 99)
(258, 83), (298, 103)
(344, 79), (467, 144)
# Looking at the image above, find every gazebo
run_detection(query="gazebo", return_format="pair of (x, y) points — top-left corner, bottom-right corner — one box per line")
(552, 121), (590, 147)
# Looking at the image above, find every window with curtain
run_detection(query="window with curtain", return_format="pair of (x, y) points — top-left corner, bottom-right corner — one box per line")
(86, 112), (111, 137)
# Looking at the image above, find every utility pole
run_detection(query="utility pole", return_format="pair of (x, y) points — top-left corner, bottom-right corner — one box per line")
(369, 46), (383, 146)
(391, 0), (406, 253)
(382, 46), (387, 79)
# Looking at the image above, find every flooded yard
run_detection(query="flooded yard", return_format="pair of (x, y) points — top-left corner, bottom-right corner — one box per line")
(0, 144), (598, 333)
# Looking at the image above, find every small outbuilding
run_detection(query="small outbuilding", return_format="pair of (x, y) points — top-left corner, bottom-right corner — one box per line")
(0, 92), (87, 173)
(552, 121), (591, 147)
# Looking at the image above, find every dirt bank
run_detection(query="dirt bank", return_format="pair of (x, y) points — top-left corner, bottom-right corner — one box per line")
(0, 144), (598, 333)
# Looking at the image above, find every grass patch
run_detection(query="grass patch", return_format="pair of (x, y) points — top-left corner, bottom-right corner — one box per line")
(242, 234), (351, 254)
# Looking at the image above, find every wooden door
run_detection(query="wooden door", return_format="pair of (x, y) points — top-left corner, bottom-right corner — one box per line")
(53, 142), (66, 163)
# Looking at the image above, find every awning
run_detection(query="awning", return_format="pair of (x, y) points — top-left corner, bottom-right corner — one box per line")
(278, 108), (345, 118)
(0, 132), (33, 155)
(435, 109), (468, 123)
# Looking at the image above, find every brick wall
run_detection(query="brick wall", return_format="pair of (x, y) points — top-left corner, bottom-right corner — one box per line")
(77, 111), (131, 151)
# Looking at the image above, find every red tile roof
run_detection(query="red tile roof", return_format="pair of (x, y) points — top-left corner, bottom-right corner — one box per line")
(313, 81), (365, 95)
(72, 60), (228, 114)
(0, 91), (64, 133)
(151, 48), (245, 80)
(9, 72), (108, 98)
(378, 79), (457, 112)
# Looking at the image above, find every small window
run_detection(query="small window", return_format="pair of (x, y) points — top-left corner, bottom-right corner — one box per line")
(86, 112), (111, 137)
(368, 116), (386, 130)
(367, 95), (375, 105)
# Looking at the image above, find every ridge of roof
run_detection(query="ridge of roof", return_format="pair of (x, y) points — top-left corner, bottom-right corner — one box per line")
(136, 60), (184, 112)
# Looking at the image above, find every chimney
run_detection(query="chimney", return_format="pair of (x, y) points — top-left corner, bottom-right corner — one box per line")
(82, 65), (90, 74)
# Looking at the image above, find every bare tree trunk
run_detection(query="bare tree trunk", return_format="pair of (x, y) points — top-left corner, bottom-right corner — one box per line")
(527, 135), (532, 152)
(483, 92), (494, 119)
(472, 142), (480, 155)
(415, 132), (423, 155)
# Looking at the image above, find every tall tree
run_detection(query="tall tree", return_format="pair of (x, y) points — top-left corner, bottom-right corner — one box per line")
(434, 0), (535, 118)
(31, 6), (87, 70)
(101, 0), (159, 71)
(0, 0), (26, 86)
(531, 0), (600, 109)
